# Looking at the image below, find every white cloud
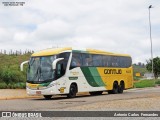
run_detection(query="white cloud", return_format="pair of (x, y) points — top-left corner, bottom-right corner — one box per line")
(0, 0), (160, 63)
(14, 32), (28, 42)
(32, 19), (73, 40)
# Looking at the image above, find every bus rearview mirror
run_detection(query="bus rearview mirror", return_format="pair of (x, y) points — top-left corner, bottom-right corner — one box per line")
(52, 58), (64, 70)
(20, 61), (29, 71)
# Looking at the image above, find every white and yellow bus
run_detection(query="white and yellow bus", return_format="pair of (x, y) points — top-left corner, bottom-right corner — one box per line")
(21, 47), (133, 99)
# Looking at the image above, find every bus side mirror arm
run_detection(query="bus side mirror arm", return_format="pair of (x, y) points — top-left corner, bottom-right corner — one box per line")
(20, 61), (29, 71)
(52, 58), (64, 70)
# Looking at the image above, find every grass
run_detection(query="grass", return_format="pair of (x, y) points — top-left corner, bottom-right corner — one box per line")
(134, 79), (160, 88)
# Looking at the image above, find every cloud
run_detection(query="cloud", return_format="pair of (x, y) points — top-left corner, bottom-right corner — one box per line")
(32, 19), (73, 41)
(13, 32), (28, 42)
(0, 0), (160, 63)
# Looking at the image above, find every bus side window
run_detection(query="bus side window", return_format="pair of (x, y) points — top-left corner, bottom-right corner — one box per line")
(58, 52), (70, 73)
(57, 63), (61, 77)
(82, 53), (93, 66)
(56, 61), (65, 78)
(125, 57), (132, 68)
(120, 57), (126, 68)
(92, 54), (102, 66)
(102, 55), (111, 67)
(70, 53), (82, 69)
(111, 56), (119, 67)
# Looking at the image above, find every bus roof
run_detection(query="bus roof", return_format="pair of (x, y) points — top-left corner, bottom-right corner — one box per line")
(31, 47), (130, 57)
(86, 48), (130, 57)
(32, 47), (72, 57)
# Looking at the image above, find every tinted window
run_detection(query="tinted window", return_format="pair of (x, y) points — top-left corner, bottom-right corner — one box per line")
(112, 56), (132, 68)
(70, 53), (82, 69)
(92, 54), (102, 66)
(69, 52), (132, 68)
(102, 55), (112, 67)
(102, 55), (132, 68)
(124, 57), (132, 68)
(111, 56), (119, 67)
(82, 53), (93, 66)
(57, 52), (70, 76)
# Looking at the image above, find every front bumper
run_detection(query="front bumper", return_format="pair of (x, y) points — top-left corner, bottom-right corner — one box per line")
(26, 86), (57, 96)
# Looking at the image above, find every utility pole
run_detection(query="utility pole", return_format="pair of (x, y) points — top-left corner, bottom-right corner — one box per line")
(148, 5), (154, 78)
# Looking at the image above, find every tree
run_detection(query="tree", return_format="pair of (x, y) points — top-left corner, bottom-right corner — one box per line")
(146, 57), (160, 79)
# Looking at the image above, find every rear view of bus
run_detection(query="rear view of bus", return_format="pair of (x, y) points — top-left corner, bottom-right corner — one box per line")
(21, 47), (133, 99)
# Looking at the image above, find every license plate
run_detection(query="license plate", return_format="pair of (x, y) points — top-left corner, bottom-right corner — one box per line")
(36, 91), (41, 95)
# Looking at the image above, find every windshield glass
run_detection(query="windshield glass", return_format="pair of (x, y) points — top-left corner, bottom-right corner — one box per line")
(27, 55), (56, 83)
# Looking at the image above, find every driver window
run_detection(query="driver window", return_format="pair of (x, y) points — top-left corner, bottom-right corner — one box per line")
(70, 53), (82, 69)
(56, 62), (65, 78)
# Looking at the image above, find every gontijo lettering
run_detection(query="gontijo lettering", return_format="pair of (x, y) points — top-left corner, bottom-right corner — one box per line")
(104, 69), (122, 74)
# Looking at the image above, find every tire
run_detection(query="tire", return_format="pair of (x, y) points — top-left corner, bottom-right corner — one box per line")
(89, 91), (103, 96)
(108, 82), (118, 94)
(43, 95), (52, 99)
(118, 83), (124, 93)
(112, 82), (118, 94)
(67, 84), (77, 98)
(108, 90), (113, 94)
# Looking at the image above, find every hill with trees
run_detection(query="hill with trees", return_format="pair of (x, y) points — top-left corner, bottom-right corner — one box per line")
(0, 51), (32, 89)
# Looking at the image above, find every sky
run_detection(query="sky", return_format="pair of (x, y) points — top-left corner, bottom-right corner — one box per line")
(0, 0), (160, 63)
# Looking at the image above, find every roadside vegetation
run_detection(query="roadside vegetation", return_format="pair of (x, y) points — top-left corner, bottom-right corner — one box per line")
(0, 53), (31, 89)
(133, 63), (160, 88)
(134, 79), (160, 88)
(0, 53), (159, 89)
(133, 57), (160, 88)
(146, 57), (160, 79)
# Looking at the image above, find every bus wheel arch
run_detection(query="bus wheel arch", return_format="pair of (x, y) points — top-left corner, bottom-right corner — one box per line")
(67, 83), (78, 98)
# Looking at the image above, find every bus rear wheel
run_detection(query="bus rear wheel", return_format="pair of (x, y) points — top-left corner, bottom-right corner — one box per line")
(118, 82), (124, 93)
(108, 82), (118, 94)
(67, 84), (77, 98)
(43, 95), (52, 99)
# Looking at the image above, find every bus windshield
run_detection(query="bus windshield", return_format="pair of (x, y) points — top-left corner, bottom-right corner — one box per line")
(27, 55), (56, 83)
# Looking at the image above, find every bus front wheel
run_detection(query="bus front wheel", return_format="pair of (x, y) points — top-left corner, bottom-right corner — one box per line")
(43, 95), (52, 99)
(89, 91), (103, 96)
(67, 84), (77, 98)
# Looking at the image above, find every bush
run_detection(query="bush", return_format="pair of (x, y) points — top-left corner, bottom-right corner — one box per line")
(14, 82), (26, 89)
(0, 82), (26, 89)
(0, 82), (7, 89)
(0, 54), (30, 89)
(1, 68), (14, 85)
(155, 80), (160, 85)
(0, 66), (26, 85)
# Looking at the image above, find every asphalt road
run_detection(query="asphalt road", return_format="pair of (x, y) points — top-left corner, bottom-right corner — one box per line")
(0, 87), (160, 111)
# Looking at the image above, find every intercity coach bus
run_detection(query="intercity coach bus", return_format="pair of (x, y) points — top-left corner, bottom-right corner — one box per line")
(21, 47), (133, 99)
